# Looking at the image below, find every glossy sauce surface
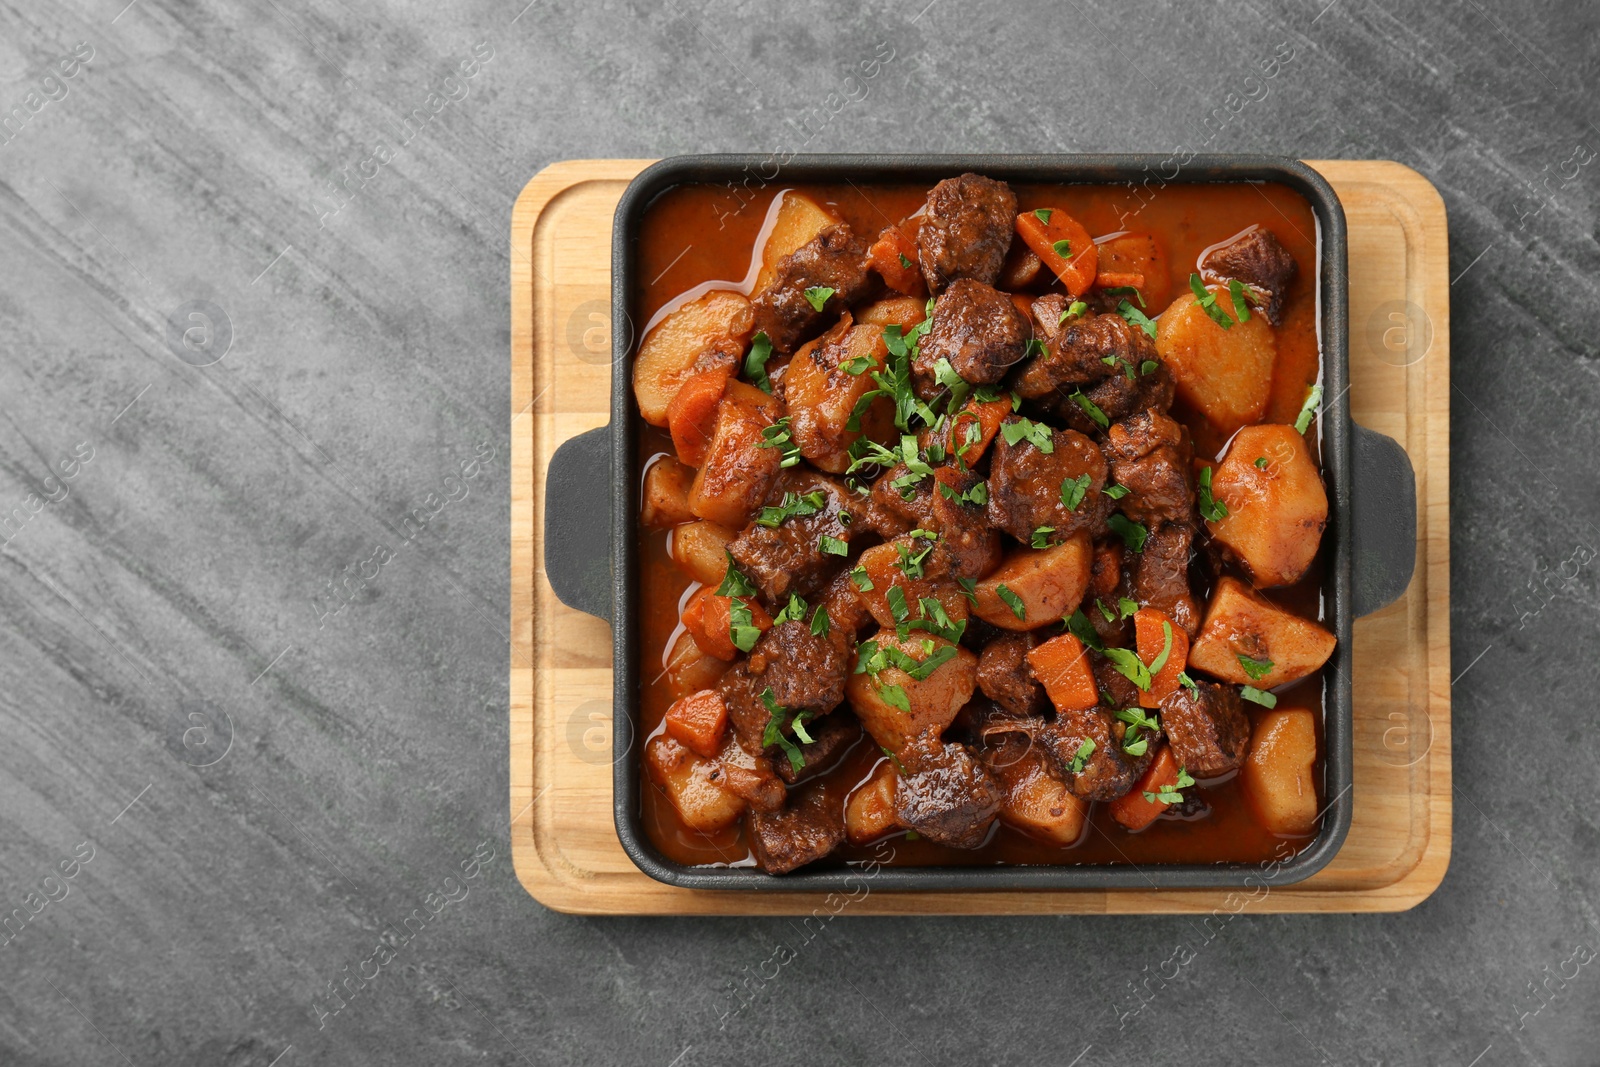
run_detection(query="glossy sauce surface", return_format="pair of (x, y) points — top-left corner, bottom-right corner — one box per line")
(634, 179), (1326, 868)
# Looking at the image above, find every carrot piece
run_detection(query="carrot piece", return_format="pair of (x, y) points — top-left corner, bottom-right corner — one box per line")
(1014, 209), (1098, 297)
(1027, 633), (1100, 714)
(683, 586), (772, 661)
(1134, 607), (1188, 708)
(664, 688), (729, 758)
(1109, 745), (1180, 831)
(946, 397), (1012, 464)
(666, 367), (732, 467)
(867, 219), (926, 297)
(1094, 270), (1146, 290)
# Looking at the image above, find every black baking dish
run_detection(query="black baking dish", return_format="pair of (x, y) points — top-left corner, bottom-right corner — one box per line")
(543, 154), (1416, 892)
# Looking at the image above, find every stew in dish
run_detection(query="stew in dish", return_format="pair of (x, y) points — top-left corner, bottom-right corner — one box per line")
(630, 173), (1333, 874)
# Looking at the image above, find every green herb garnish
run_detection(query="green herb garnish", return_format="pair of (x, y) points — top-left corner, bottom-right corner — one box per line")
(1102, 482), (1130, 500)
(819, 533), (849, 557)
(1107, 514), (1148, 552)
(1060, 473), (1090, 512)
(744, 331), (775, 392)
(996, 584), (1026, 620)
(804, 286), (836, 312)
(1033, 208), (1053, 224)
(1198, 465), (1228, 522)
(1237, 654), (1274, 680)
(1294, 384), (1323, 434)
(1190, 273), (1234, 330)
(1241, 686), (1277, 708)
(1117, 299), (1158, 340)
(1069, 389), (1110, 430)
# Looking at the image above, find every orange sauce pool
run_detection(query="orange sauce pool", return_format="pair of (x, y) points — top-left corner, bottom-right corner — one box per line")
(633, 179), (1327, 869)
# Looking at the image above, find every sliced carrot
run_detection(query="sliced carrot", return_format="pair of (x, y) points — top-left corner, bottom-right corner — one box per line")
(1109, 745), (1180, 831)
(867, 218), (925, 297)
(1014, 209), (1098, 297)
(684, 586), (772, 662)
(664, 688), (729, 758)
(1094, 270), (1146, 290)
(1027, 633), (1100, 714)
(946, 397), (1012, 465)
(1134, 607), (1188, 708)
(666, 367), (732, 467)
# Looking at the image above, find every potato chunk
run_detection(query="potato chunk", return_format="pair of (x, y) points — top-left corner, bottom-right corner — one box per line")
(1206, 424), (1329, 587)
(641, 457), (695, 529)
(753, 192), (841, 296)
(1154, 287), (1276, 434)
(644, 735), (744, 833)
(663, 630), (730, 699)
(669, 519), (739, 586)
(972, 533), (1092, 632)
(1186, 576), (1336, 688)
(1240, 708), (1319, 835)
(786, 320), (892, 472)
(854, 296), (928, 329)
(686, 385), (784, 529)
(851, 540), (971, 632)
(845, 759), (902, 845)
(983, 733), (1088, 845)
(845, 632), (977, 752)
(632, 290), (753, 426)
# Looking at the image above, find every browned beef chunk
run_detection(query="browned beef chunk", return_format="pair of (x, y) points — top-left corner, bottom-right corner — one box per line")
(751, 223), (873, 353)
(913, 280), (1032, 392)
(718, 663), (774, 755)
(1160, 680), (1249, 777)
(1092, 654), (1141, 710)
(774, 711), (863, 784)
(1126, 522), (1201, 638)
(817, 566), (874, 636)
(894, 729), (1003, 848)
(868, 464), (1000, 579)
(747, 621), (851, 712)
(728, 470), (854, 604)
(976, 631), (1046, 717)
(986, 419), (1110, 544)
(1055, 362), (1176, 436)
(747, 785), (845, 873)
(917, 173), (1017, 293)
(704, 739), (786, 813)
(1199, 227), (1297, 325)
(1041, 704), (1154, 801)
(1103, 411), (1193, 526)
(1014, 307), (1149, 400)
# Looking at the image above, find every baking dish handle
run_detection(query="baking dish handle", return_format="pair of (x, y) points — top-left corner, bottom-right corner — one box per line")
(543, 425), (613, 622)
(1349, 421), (1417, 617)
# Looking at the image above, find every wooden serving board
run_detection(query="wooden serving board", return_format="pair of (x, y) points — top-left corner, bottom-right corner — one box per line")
(509, 160), (1451, 915)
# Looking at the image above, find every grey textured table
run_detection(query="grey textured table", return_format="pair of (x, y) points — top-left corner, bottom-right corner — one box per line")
(1, 1), (1596, 1064)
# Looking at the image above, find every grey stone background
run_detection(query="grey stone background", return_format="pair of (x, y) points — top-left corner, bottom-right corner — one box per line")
(0, 0), (1596, 1063)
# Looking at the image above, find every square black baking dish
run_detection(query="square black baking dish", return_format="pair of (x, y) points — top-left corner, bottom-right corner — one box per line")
(543, 154), (1417, 892)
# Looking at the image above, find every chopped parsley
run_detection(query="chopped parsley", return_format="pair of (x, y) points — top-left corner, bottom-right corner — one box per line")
(756, 490), (826, 528)
(728, 598), (762, 653)
(809, 604), (830, 637)
(1140, 359), (1158, 376)
(1147, 620), (1175, 676)
(772, 592), (809, 625)
(1144, 766), (1196, 806)
(1189, 273), (1234, 330)
(886, 585), (910, 623)
(1033, 208), (1053, 224)
(898, 252), (914, 270)
(1254, 456), (1269, 469)
(803, 286), (836, 312)
(1102, 646), (1152, 690)
(1118, 596), (1138, 619)
(850, 564), (874, 592)
(1107, 513), (1148, 553)
(1031, 526), (1056, 549)
(955, 577), (978, 607)
(714, 553), (758, 598)
(1096, 598), (1115, 622)
(939, 478), (989, 507)
(841, 352), (876, 375)
(1024, 337), (1048, 358)
(1197, 465), (1228, 522)
(1115, 706), (1160, 732)
(760, 688), (808, 773)
(1067, 737), (1096, 774)
(757, 416), (802, 467)
(1059, 300), (1088, 325)
(895, 537), (936, 579)
(1237, 654), (1274, 680)
(1060, 473), (1091, 512)
(996, 584), (1026, 620)
(1068, 389), (1110, 430)
(1228, 278), (1252, 322)
(744, 331), (775, 393)
(1102, 482), (1130, 500)
(1241, 686), (1277, 708)
(1178, 671), (1198, 692)
(879, 684), (911, 712)
(1117, 299), (1158, 340)
(1051, 238), (1073, 259)
(905, 597), (966, 644)
(1294, 384), (1324, 434)
(818, 533), (849, 557)
(1001, 417), (1055, 452)
(1065, 609), (1104, 650)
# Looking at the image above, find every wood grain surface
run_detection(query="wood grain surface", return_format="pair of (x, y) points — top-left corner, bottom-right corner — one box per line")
(509, 159), (1451, 915)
